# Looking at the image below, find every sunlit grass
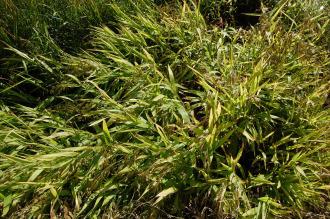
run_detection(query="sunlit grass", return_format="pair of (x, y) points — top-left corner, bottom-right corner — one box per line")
(0, 0), (329, 218)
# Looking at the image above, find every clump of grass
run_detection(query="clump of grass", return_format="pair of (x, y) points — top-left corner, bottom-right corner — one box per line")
(0, 0), (329, 218)
(0, 0), (118, 54)
(0, 0), (114, 106)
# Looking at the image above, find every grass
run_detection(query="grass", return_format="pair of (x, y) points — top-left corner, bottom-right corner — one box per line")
(0, 0), (329, 218)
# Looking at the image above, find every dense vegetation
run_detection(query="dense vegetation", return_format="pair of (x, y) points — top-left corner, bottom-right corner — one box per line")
(0, 0), (329, 218)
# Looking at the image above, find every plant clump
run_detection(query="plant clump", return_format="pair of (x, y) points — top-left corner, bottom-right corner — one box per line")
(0, 0), (329, 218)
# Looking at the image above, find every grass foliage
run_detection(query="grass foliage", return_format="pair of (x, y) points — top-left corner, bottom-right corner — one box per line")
(0, 0), (329, 218)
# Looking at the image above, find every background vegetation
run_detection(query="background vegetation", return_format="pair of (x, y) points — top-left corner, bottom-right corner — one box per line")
(0, 0), (329, 218)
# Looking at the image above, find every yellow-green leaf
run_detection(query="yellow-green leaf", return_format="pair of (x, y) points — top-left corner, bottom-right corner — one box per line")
(154, 187), (177, 204)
